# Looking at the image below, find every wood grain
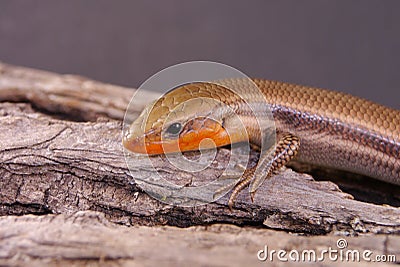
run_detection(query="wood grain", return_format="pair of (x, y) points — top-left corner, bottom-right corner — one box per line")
(0, 62), (399, 266)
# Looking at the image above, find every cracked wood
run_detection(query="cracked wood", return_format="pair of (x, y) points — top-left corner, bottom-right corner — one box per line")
(0, 62), (399, 235)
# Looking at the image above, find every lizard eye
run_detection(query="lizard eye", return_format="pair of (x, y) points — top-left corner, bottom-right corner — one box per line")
(166, 122), (182, 135)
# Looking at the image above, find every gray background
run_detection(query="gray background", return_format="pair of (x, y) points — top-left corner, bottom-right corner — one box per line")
(0, 0), (399, 109)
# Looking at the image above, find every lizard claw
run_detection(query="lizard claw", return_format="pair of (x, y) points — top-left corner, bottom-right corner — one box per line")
(228, 198), (234, 211)
(250, 191), (256, 202)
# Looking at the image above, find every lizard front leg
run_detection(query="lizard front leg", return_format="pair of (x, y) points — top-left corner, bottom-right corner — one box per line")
(228, 133), (300, 209)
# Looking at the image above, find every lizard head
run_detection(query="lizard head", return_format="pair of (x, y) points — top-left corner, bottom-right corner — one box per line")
(123, 82), (248, 155)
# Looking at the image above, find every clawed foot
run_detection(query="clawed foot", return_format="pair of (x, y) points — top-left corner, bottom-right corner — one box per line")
(212, 164), (247, 201)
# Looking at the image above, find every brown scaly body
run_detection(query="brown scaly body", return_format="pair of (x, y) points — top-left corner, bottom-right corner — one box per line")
(221, 79), (400, 186)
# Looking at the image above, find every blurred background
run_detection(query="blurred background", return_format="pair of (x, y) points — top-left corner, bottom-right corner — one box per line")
(0, 0), (399, 108)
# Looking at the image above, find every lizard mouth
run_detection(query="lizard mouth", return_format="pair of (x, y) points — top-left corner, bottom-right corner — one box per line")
(122, 134), (179, 155)
(123, 118), (232, 155)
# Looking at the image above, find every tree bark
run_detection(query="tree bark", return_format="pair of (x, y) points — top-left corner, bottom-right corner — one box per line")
(0, 211), (398, 267)
(0, 62), (399, 266)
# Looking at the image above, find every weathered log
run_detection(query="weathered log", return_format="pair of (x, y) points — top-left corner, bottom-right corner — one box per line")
(0, 62), (159, 121)
(0, 62), (399, 266)
(0, 211), (398, 266)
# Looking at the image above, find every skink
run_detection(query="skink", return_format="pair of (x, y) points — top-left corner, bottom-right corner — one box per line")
(123, 79), (400, 208)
